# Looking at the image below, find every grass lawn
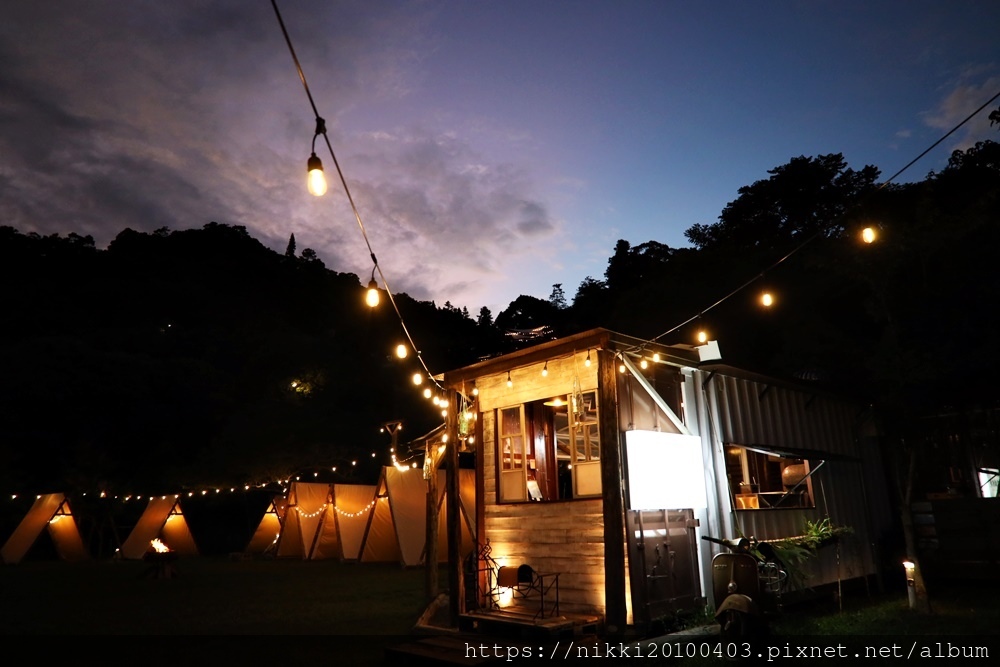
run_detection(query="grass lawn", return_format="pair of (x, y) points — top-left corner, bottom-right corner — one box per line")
(3, 557), (997, 664)
(0, 556), (444, 664)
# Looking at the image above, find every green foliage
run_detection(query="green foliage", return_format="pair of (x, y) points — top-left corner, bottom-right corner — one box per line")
(766, 518), (854, 591)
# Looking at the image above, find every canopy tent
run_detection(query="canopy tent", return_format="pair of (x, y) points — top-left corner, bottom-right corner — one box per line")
(274, 468), (477, 565)
(244, 495), (286, 556)
(359, 475), (402, 563)
(374, 466), (477, 567)
(276, 482), (394, 560)
(316, 483), (380, 560)
(119, 496), (199, 559)
(1, 493), (89, 564)
(275, 482), (331, 559)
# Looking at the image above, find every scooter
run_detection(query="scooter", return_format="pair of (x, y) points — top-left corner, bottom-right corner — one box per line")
(702, 534), (787, 638)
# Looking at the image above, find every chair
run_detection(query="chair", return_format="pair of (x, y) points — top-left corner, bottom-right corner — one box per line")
(493, 564), (561, 619)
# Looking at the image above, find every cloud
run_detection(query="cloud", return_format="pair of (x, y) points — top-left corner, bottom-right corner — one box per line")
(924, 76), (1000, 152)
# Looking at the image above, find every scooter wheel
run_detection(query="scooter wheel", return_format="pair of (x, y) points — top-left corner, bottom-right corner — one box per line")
(719, 609), (751, 639)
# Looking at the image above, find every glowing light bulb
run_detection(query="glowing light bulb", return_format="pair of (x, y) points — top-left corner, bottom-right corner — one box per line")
(761, 292), (774, 307)
(862, 227), (876, 244)
(412, 372), (423, 385)
(307, 153), (327, 196)
(697, 330), (708, 344)
(395, 344), (407, 359)
(366, 281), (380, 308)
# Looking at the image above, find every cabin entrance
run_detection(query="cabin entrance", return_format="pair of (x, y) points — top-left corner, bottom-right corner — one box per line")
(625, 508), (704, 626)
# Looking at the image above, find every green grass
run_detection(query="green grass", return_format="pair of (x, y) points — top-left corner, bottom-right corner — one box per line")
(4, 558), (997, 665)
(0, 556), (440, 635)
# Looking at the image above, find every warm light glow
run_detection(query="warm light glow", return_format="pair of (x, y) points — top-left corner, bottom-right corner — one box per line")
(395, 344), (408, 359)
(640, 358), (648, 369)
(618, 363), (626, 373)
(366, 281), (380, 308)
(472, 386), (479, 396)
(761, 292), (774, 307)
(412, 372), (423, 385)
(433, 395), (441, 406)
(652, 352), (660, 362)
(307, 153), (327, 196)
(150, 538), (171, 553)
(506, 372), (512, 387)
(862, 226), (876, 244)
(541, 362), (548, 377)
(423, 387), (432, 398)
(584, 350), (592, 367)
(697, 329), (708, 344)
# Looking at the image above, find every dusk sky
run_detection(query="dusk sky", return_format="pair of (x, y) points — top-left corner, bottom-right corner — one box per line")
(3, 1), (998, 315)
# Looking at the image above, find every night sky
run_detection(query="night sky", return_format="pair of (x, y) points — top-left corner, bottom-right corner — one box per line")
(2, 1), (998, 313)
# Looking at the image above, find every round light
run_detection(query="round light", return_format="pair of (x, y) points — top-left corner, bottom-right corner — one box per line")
(412, 372), (423, 385)
(395, 344), (408, 359)
(697, 330), (708, 344)
(307, 153), (327, 196)
(366, 281), (380, 308)
(761, 292), (774, 307)
(862, 227), (876, 244)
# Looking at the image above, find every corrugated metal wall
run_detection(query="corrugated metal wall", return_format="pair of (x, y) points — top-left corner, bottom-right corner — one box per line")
(689, 368), (892, 602)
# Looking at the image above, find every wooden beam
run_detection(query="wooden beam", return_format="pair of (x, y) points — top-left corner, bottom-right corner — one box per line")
(598, 349), (627, 636)
(447, 391), (463, 624)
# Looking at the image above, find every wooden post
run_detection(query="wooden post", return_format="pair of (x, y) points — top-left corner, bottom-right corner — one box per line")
(426, 450), (439, 601)
(447, 390), (463, 624)
(598, 348), (627, 636)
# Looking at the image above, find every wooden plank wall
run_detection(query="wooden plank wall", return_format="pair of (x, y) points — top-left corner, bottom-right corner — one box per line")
(480, 404), (611, 617)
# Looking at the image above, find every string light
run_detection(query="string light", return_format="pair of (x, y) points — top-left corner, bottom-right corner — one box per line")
(306, 118), (328, 196)
(366, 266), (380, 308)
(506, 371), (512, 387)
(542, 361), (548, 377)
(271, 0), (446, 403)
(634, 87), (1000, 354)
(584, 350), (592, 367)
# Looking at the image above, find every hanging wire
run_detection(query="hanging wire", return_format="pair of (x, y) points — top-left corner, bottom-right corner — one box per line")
(640, 86), (1000, 351)
(270, 0), (442, 391)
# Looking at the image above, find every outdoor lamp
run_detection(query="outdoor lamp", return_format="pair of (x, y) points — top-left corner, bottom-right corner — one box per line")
(903, 560), (916, 608)
(760, 291), (774, 307)
(307, 117), (328, 196)
(366, 268), (380, 308)
(862, 226), (876, 244)
(307, 153), (327, 196)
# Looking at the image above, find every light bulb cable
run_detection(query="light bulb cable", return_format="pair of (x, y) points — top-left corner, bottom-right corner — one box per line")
(271, 0), (440, 391)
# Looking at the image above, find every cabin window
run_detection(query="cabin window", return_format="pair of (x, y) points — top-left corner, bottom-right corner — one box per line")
(724, 444), (815, 510)
(495, 390), (601, 503)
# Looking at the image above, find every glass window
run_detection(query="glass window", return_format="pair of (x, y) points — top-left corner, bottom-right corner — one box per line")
(724, 445), (815, 510)
(496, 390), (601, 503)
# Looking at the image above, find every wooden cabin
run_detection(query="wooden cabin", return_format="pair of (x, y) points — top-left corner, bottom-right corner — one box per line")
(437, 327), (893, 633)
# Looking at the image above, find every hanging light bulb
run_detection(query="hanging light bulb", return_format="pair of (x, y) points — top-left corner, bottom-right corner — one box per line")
(584, 350), (592, 367)
(541, 361), (548, 377)
(506, 371), (512, 388)
(306, 117), (328, 196)
(307, 153), (327, 196)
(412, 372), (423, 385)
(395, 344), (408, 359)
(640, 358), (648, 369)
(697, 329), (708, 344)
(862, 226), (876, 244)
(366, 267), (380, 308)
(760, 291), (774, 307)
